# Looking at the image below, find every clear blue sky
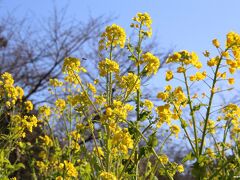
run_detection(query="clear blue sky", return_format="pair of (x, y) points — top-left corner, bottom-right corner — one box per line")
(2, 0), (240, 94)
(2, 0), (240, 55)
(1, 0), (240, 92)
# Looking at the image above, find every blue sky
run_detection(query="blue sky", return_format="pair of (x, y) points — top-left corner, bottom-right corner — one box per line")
(1, 0), (240, 93)
(2, 0), (240, 55)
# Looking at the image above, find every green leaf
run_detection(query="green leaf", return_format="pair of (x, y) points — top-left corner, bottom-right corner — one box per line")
(182, 152), (195, 163)
(193, 104), (201, 111)
(135, 47), (142, 54)
(128, 55), (136, 61)
(181, 119), (188, 128)
(139, 146), (147, 159)
(139, 111), (151, 122)
(147, 132), (158, 148)
(13, 162), (25, 171)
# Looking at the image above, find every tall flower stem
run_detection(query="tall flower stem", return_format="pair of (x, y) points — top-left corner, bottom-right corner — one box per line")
(135, 23), (143, 179)
(106, 42), (113, 172)
(199, 52), (224, 155)
(183, 69), (199, 157)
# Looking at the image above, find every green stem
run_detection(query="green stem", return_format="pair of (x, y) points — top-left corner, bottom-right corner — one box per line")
(136, 23), (143, 122)
(121, 118), (173, 180)
(208, 161), (230, 179)
(183, 70), (199, 157)
(199, 54), (223, 155)
(172, 103), (197, 155)
(210, 134), (225, 161)
(72, 71), (100, 114)
(83, 109), (105, 170)
(69, 105), (72, 161)
(136, 127), (173, 180)
(134, 22), (143, 179)
(222, 120), (231, 157)
(106, 42), (113, 172)
(150, 133), (172, 179)
(118, 121), (154, 179)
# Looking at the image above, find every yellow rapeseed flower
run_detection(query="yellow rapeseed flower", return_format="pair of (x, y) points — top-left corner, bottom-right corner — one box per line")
(99, 24), (126, 51)
(167, 50), (202, 69)
(132, 12), (152, 28)
(226, 31), (240, 48)
(39, 105), (51, 117)
(170, 125), (181, 137)
(212, 38), (220, 48)
(132, 12), (152, 37)
(165, 70), (173, 81)
(98, 58), (119, 77)
(189, 71), (207, 81)
(144, 99), (154, 110)
(100, 171), (117, 180)
(157, 92), (169, 101)
(39, 135), (53, 147)
(93, 146), (104, 157)
(177, 66), (186, 73)
(87, 83), (97, 94)
(159, 154), (169, 164)
(112, 128), (133, 155)
(63, 161), (78, 178)
(177, 164), (184, 173)
(62, 57), (81, 73)
(24, 100), (33, 112)
(228, 78), (235, 85)
(117, 72), (140, 93)
(55, 99), (66, 111)
(142, 52), (160, 75)
(156, 104), (172, 127)
(49, 78), (63, 87)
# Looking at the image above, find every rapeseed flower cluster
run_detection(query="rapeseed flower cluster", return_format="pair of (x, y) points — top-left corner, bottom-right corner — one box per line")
(222, 104), (240, 135)
(156, 104), (172, 127)
(10, 114), (38, 137)
(207, 56), (220, 67)
(38, 105), (51, 118)
(24, 100), (33, 112)
(131, 12), (152, 37)
(62, 57), (86, 84)
(39, 135), (53, 147)
(157, 86), (187, 108)
(99, 171), (117, 180)
(189, 71), (207, 81)
(49, 78), (63, 87)
(98, 58), (120, 76)
(55, 99), (66, 112)
(223, 32), (240, 74)
(99, 24), (126, 51)
(170, 124), (181, 137)
(112, 127), (134, 155)
(142, 52), (160, 75)
(117, 72), (140, 94)
(165, 70), (173, 81)
(166, 50), (202, 69)
(59, 161), (78, 178)
(0, 72), (24, 107)
(62, 56), (81, 73)
(104, 100), (134, 121)
(144, 99), (154, 110)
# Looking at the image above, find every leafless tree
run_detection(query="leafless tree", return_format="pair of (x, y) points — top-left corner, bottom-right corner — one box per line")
(0, 7), (170, 106)
(0, 7), (111, 104)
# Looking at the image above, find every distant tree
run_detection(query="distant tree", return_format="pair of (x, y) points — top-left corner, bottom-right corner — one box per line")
(0, 7), (169, 106)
